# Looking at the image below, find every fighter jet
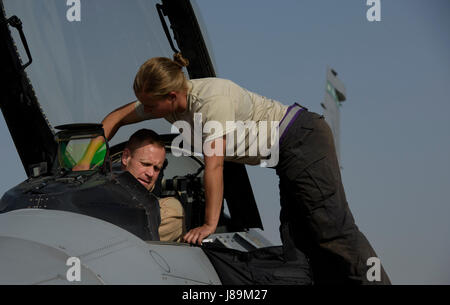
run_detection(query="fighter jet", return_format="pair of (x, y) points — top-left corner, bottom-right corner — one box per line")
(321, 67), (347, 166)
(0, 0), (311, 284)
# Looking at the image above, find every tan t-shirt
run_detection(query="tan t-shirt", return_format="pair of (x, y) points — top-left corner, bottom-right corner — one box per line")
(135, 78), (288, 165)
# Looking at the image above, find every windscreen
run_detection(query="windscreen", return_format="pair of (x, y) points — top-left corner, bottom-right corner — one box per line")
(58, 137), (107, 171)
(2, 0), (178, 145)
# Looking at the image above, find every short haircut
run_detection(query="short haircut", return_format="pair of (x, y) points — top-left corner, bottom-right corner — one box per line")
(125, 129), (165, 153)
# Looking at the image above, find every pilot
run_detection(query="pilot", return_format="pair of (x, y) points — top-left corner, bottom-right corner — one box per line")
(121, 128), (186, 243)
(77, 53), (390, 284)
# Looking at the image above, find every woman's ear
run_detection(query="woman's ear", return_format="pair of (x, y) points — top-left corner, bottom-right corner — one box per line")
(170, 91), (187, 112)
(168, 91), (177, 101)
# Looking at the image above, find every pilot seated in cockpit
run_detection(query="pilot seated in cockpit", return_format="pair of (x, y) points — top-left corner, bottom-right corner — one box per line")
(121, 129), (186, 242)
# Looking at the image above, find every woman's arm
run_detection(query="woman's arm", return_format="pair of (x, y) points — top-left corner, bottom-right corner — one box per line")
(73, 101), (147, 171)
(183, 136), (226, 245)
(102, 101), (147, 140)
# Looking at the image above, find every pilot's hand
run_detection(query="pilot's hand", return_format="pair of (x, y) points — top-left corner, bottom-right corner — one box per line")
(72, 162), (90, 171)
(183, 224), (216, 245)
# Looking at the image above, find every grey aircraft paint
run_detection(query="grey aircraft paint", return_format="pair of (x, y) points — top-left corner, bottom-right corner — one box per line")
(321, 68), (347, 165)
(0, 209), (221, 284)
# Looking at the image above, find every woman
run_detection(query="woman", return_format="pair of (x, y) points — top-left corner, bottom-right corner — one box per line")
(78, 53), (390, 284)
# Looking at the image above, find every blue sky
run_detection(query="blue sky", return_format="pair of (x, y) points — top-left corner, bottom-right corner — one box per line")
(1, 0), (449, 284)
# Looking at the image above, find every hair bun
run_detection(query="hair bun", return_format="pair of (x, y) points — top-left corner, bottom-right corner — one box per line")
(173, 52), (190, 68)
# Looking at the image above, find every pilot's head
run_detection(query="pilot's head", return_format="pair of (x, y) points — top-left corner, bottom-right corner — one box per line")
(121, 129), (166, 191)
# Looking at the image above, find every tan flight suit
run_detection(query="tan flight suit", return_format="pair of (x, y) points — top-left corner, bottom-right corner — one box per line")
(158, 197), (186, 242)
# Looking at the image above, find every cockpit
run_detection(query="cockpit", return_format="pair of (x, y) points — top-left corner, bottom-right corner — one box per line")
(51, 123), (230, 240)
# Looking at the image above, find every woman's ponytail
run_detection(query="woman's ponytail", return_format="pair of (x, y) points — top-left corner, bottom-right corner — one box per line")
(173, 52), (190, 68)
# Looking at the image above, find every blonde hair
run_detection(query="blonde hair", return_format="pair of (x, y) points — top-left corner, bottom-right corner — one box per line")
(133, 53), (189, 98)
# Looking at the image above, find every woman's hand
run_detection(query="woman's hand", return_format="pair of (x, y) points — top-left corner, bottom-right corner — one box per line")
(71, 136), (105, 171)
(183, 224), (216, 245)
(72, 162), (90, 171)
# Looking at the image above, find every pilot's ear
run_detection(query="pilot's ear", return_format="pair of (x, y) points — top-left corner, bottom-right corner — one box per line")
(122, 148), (131, 168)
